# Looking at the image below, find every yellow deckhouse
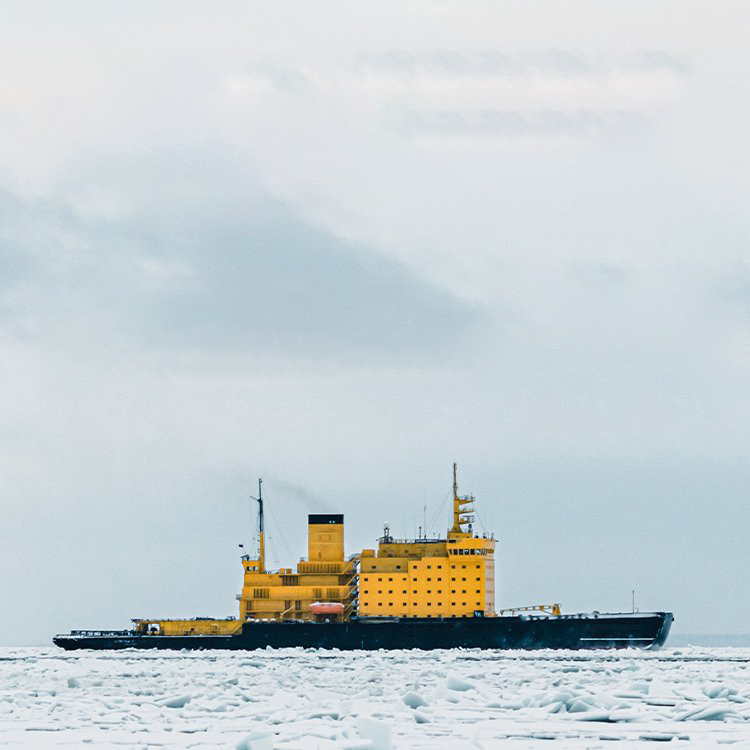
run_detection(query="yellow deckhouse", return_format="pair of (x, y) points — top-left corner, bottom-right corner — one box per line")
(358, 464), (496, 618)
(133, 465), (496, 636)
(237, 479), (357, 622)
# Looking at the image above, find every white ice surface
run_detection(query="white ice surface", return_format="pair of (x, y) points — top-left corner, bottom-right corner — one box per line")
(1, 646), (750, 748)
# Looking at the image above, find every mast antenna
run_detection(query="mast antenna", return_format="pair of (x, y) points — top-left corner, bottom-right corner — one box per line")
(250, 478), (265, 573)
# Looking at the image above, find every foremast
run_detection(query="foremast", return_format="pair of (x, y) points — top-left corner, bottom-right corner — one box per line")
(448, 462), (475, 539)
(251, 478), (265, 574)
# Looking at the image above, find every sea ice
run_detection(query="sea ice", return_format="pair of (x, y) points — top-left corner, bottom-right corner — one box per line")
(1, 645), (750, 748)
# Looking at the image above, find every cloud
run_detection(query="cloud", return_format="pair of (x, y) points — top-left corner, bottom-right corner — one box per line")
(0, 181), (486, 365)
(354, 49), (689, 78)
(388, 106), (650, 139)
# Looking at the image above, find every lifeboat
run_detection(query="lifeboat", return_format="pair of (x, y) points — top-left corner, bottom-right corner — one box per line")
(310, 602), (344, 615)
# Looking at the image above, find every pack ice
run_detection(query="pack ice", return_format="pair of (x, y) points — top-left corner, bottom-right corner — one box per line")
(1, 646), (749, 748)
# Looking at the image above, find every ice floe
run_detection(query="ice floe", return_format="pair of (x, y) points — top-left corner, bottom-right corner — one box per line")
(1, 646), (749, 747)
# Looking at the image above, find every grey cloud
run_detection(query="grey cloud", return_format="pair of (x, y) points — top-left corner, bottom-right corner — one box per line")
(389, 106), (650, 139)
(242, 60), (312, 91)
(0, 187), (486, 365)
(355, 49), (689, 78)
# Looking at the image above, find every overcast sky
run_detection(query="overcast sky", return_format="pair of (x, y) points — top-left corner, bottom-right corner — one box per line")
(2, 1), (749, 645)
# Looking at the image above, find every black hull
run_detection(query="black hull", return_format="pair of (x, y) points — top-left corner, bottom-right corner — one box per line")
(54, 612), (672, 651)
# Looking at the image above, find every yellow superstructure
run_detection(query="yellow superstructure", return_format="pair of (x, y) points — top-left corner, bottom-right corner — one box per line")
(358, 464), (496, 618)
(133, 464), (498, 633)
(238, 513), (356, 622)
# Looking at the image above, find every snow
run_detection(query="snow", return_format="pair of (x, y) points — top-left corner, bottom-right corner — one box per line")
(1, 646), (750, 748)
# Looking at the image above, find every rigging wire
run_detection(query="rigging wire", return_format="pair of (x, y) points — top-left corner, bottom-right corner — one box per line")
(426, 488), (452, 537)
(265, 499), (295, 563)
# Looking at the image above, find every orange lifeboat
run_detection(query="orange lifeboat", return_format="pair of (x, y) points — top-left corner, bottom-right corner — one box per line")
(309, 602), (345, 615)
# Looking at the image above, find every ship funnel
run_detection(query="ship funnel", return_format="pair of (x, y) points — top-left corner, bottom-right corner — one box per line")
(308, 514), (345, 561)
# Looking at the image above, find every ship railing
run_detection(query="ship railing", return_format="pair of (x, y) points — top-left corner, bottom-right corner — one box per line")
(378, 537), (445, 544)
(498, 603), (562, 617)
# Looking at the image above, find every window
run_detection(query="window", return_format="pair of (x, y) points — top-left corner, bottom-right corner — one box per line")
(476, 577), (481, 581)
(462, 577), (466, 581)
(427, 577), (431, 581)
(476, 589), (481, 594)
(388, 602), (393, 606)
(451, 589), (456, 594)
(462, 565), (466, 569)
(437, 565), (442, 569)
(451, 565), (456, 569)
(413, 590), (418, 594)
(364, 590), (369, 594)
(378, 603), (382, 607)
(427, 590), (431, 594)
(378, 590), (382, 594)
(427, 603), (431, 607)
(378, 577), (383, 582)
(437, 577), (442, 582)
(451, 577), (456, 581)
(427, 565), (432, 569)
(462, 590), (466, 594)
(388, 590), (393, 594)
(403, 602), (407, 607)
(388, 577), (393, 582)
